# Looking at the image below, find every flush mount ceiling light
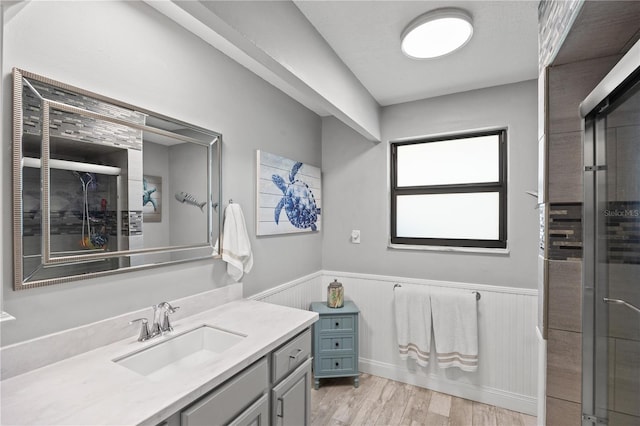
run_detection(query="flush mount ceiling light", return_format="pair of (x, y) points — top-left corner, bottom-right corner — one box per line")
(401, 8), (474, 59)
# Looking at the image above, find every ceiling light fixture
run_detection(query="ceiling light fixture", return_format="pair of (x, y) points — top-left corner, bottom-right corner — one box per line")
(401, 8), (474, 59)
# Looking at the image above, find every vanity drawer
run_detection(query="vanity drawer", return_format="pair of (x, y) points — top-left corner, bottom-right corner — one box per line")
(318, 335), (354, 353)
(317, 355), (356, 375)
(271, 329), (311, 384)
(181, 357), (268, 426)
(318, 316), (354, 333)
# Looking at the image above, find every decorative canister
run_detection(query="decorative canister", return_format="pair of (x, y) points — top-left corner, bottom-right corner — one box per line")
(327, 279), (344, 308)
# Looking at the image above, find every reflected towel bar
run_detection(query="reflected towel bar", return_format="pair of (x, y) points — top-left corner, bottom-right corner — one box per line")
(23, 157), (121, 176)
(392, 284), (481, 300)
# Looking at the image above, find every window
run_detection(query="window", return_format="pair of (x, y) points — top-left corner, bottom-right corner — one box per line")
(390, 129), (507, 249)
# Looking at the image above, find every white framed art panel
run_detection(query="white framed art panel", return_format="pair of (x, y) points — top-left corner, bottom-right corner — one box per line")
(256, 150), (321, 235)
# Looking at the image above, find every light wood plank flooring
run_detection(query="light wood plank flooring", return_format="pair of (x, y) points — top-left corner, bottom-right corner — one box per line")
(311, 374), (538, 426)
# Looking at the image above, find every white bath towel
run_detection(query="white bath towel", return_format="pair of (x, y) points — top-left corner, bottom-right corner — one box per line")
(430, 289), (479, 372)
(221, 203), (253, 281)
(394, 285), (432, 367)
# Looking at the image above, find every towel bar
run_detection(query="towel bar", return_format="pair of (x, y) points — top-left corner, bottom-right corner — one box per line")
(392, 284), (481, 301)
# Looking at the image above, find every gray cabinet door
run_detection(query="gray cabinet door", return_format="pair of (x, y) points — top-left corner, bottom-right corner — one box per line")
(272, 358), (312, 426)
(181, 358), (268, 426)
(228, 394), (269, 426)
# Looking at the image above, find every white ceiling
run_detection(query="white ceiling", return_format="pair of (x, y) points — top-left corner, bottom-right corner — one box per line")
(294, 0), (540, 106)
(150, 0), (540, 141)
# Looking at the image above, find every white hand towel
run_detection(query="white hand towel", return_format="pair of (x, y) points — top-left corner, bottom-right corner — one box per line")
(221, 203), (253, 281)
(394, 286), (432, 367)
(430, 289), (479, 372)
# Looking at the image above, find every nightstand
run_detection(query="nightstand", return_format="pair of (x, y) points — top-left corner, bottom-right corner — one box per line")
(309, 301), (360, 389)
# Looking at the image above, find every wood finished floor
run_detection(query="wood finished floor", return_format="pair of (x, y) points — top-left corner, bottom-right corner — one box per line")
(311, 374), (538, 426)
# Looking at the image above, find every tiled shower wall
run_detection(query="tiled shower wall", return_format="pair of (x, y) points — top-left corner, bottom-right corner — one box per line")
(538, 1), (630, 424)
(22, 77), (145, 149)
(543, 55), (623, 426)
(538, 0), (583, 72)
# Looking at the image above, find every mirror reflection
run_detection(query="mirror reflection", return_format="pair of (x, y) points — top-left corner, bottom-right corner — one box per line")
(14, 68), (222, 289)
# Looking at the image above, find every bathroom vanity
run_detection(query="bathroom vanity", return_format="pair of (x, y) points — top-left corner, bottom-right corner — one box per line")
(4, 67), (316, 425)
(0, 299), (317, 425)
(161, 329), (312, 426)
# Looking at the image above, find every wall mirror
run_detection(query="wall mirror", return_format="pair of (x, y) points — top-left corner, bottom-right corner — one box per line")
(13, 68), (222, 290)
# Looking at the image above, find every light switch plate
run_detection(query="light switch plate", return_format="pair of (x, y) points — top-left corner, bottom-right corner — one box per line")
(351, 230), (361, 244)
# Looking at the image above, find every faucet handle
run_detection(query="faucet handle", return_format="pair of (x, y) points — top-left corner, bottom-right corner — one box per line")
(158, 301), (179, 313)
(150, 305), (162, 337)
(129, 318), (151, 342)
(161, 305), (180, 333)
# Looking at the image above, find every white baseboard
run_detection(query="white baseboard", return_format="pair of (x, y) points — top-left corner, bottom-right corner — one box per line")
(359, 357), (538, 416)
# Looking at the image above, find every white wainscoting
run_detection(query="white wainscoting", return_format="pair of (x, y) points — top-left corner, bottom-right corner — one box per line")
(248, 271), (324, 310)
(250, 270), (539, 415)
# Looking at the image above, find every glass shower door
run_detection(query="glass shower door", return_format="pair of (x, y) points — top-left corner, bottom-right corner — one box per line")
(583, 70), (640, 426)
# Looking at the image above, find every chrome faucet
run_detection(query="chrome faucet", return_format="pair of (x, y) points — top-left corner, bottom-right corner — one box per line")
(129, 318), (152, 342)
(150, 304), (163, 337)
(129, 302), (180, 342)
(158, 301), (180, 333)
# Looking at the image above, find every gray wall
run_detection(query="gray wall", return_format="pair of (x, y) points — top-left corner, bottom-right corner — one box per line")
(143, 142), (171, 249)
(321, 80), (538, 289)
(1, 1), (322, 345)
(168, 143), (209, 247)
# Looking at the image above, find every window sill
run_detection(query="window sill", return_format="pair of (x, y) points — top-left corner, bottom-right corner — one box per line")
(388, 243), (510, 255)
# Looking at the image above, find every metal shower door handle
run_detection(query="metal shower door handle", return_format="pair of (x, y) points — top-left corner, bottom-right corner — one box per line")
(603, 297), (640, 314)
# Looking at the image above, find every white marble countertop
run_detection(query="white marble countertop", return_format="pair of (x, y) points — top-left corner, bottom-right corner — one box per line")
(0, 299), (318, 426)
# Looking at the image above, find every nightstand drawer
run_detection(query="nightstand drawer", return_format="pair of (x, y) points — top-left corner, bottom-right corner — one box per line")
(317, 355), (356, 374)
(318, 335), (354, 353)
(318, 316), (354, 333)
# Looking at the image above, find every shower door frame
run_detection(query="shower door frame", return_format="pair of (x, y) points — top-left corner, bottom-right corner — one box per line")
(581, 38), (640, 426)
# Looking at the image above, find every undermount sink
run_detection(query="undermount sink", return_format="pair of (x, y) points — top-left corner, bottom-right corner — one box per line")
(114, 325), (246, 380)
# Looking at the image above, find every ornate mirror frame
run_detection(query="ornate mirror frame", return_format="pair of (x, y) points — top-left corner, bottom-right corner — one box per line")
(13, 68), (222, 290)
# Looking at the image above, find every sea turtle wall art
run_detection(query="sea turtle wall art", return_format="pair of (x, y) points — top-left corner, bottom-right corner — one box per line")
(257, 150), (322, 235)
(142, 175), (162, 222)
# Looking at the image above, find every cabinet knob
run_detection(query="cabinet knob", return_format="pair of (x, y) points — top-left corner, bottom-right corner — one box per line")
(335, 342), (340, 347)
(289, 348), (303, 361)
(335, 322), (339, 328)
